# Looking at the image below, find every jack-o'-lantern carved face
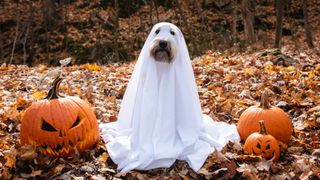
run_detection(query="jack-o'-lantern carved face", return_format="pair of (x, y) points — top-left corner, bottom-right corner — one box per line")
(243, 120), (280, 161)
(21, 78), (100, 156)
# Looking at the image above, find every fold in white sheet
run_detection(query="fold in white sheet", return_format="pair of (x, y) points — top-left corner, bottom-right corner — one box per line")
(99, 22), (240, 172)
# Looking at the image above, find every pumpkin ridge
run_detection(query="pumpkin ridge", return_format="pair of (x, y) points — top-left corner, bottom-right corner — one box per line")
(62, 98), (84, 145)
(56, 100), (70, 147)
(69, 97), (96, 129)
(56, 99), (70, 134)
(47, 100), (56, 148)
(21, 103), (38, 144)
(31, 101), (48, 145)
(67, 97), (98, 148)
(68, 97), (91, 136)
(50, 100), (62, 131)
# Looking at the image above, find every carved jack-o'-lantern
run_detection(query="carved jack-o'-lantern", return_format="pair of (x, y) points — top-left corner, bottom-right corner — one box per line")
(243, 120), (280, 161)
(20, 77), (100, 156)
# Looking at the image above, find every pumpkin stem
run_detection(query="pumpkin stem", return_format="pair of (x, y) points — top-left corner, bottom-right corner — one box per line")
(259, 92), (271, 109)
(259, 120), (267, 135)
(45, 77), (63, 100)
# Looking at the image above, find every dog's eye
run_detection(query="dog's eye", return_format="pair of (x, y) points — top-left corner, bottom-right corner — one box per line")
(170, 30), (175, 36)
(155, 29), (160, 34)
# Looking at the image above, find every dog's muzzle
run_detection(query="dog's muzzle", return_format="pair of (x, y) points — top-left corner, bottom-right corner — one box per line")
(150, 39), (175, 63)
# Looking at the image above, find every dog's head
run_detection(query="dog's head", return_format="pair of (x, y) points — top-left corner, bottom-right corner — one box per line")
(149, 23), (178, 63)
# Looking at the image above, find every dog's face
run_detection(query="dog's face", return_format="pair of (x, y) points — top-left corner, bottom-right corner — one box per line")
(150, 24), (177, 63)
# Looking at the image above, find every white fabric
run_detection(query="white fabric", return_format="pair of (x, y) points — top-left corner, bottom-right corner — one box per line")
(99, 22), (240, 172)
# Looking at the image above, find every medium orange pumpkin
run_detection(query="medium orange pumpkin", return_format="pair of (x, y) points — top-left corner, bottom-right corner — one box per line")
(20, 77), (100, 156)
(237, 92), (292, 143)
(244, 120), (280, 161)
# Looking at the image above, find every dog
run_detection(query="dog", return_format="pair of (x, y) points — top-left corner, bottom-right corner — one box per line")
(100, 22), (240, 172)
(149, 25), (177, 63)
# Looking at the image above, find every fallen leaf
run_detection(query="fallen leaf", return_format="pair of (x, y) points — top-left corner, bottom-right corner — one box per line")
(19, 145), (38, 160)
(99, 152), (109, 163)
(53, 164), (66, 174)
(4, 146), (17, 168)
(256, 159), (271, 171)
(32, 91), (47, 99)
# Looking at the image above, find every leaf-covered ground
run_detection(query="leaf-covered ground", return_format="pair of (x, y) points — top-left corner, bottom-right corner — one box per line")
(0, 45), (319, 179)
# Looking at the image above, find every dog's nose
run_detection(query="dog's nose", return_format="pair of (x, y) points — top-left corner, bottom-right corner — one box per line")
(159, 40), (168, 48)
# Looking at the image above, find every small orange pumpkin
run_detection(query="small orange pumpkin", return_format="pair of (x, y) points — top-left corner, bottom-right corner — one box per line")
(20, 77), (100, 156)
(237, 92), (292, 143)
(244, 120), (280, 161)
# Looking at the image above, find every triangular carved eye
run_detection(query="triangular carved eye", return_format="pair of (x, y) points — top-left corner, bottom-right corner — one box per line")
(265, 144), (271, 150)
(41, 119), (57, 132)
(70, 116), (81, 129)
(256, 143), (261, 149)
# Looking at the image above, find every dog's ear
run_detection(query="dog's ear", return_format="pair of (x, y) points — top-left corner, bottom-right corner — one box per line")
(147, 26), (153, 34)
(148, 23), (159, 34)
(176, 27), (184, 39)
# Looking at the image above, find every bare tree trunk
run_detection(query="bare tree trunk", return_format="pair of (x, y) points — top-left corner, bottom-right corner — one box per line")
(0, 31), (2, 63)
(10, 7), (20, 64)
(128, 17), (135, 60)
(149, 0), (153, 25)
(28, 2), (35, 65)
(176, 0), (197, 54)
(232, 0), (238, 45)
(172, 5), (181, 26)
(0, 14), (3, 62)
(274, 0), (284, 48)
(43, 0), (58, 30)
(43, 0), (58, 64)
(190, 0), (206, 53)
(242, 0), (255, 44)
(289, 20), (300, 53)
(302, 0), (314, 48)
(44, 17), (49, 62)
(63, 0), (69, 54)
(191, 0), (205, 31)
(23, 26), (29, 65)
(176, 0), (191, 35)
(114, 0), (120, 62)
(153, 0), (160, 22)
(128, 18), (132, 49)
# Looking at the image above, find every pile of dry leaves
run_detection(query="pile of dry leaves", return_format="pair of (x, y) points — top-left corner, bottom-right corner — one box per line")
(0, 46), (319, 179)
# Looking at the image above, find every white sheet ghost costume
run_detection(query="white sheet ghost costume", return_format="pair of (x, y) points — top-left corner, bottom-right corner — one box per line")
(99, 22), (240, 172)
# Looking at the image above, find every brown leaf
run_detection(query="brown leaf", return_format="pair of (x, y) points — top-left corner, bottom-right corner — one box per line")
(256, 159), (271, 171)
(32, 91), (47, 99)
(18, 145), (38, 160)
(4, 146), (17, 168)
(30, 170), (42, 177)
(198, 168), (213, 179)
(53, 164), (65, 174)
(99, 152), (109, 163)
(287, 146), (304, 154)
(237, 163), (257, 173)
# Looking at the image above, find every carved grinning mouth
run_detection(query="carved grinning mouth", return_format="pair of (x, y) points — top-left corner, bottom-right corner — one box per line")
(29, 137), (86, 156)
(252, 147), (275, 159)
(34, 137), (89, 156)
